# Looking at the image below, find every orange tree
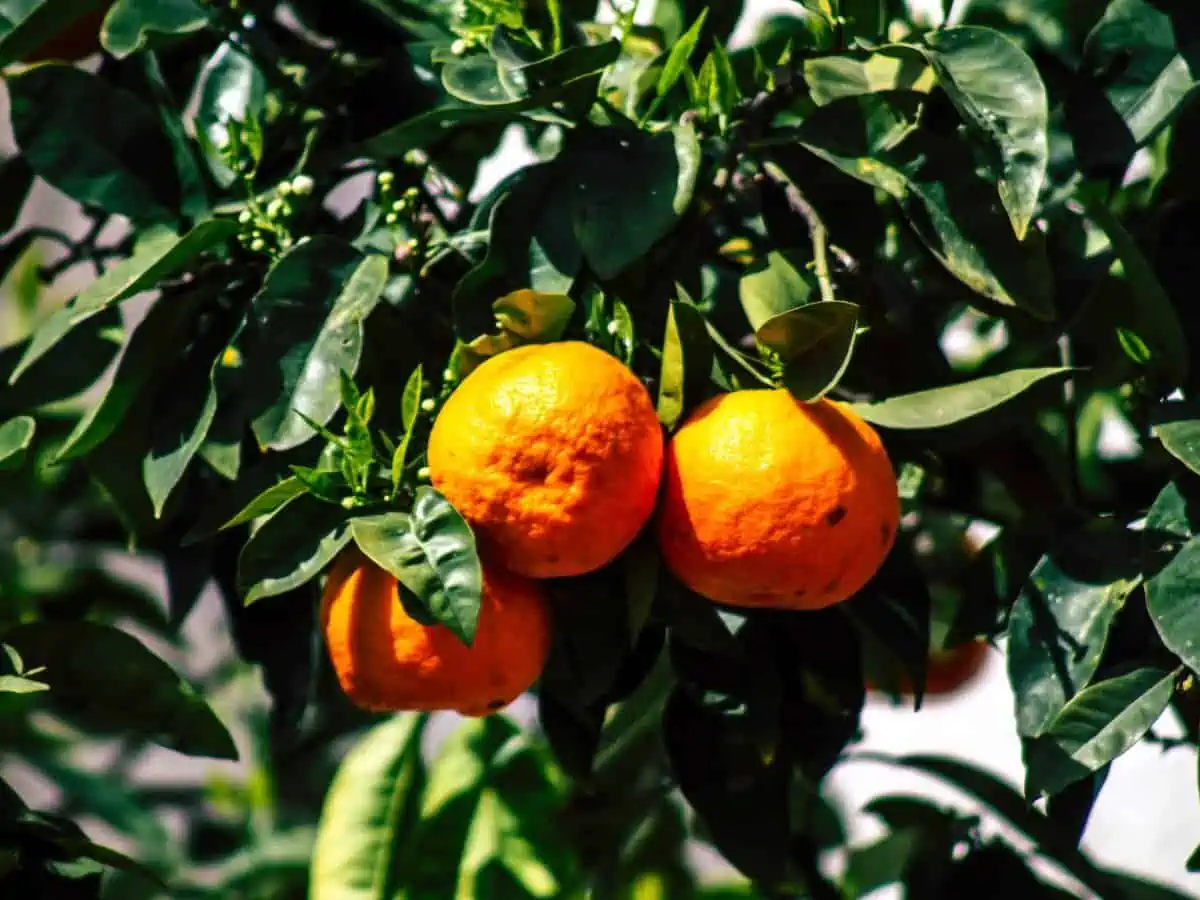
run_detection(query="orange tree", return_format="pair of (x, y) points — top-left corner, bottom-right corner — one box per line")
(2, 0), (1200, 897)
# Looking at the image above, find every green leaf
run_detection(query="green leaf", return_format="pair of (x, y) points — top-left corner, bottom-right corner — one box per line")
(219, 476), (306, 530)
(1025, 668), (1176, 799)
(706, 41), (740, 123)
(238, 493), (351, 604)
(0, 415), (35, 470)
(51, 293), (202, 464)
(850, 367), (1073, 430)
(920, 26), (1050, 240)
(1145, 536), (1200, 673)
(656, 8), (707, 100)
(244, 242), (388, 451)
(0, 153), (33, 234)
(7, 64), (187, 223)
(803, 45), (934, 105)
(1074, 0), (1199, 173)
(0, 0), (106, 67)
(493, 289), (576, 342)
(9, 221), (234, 383)
(739, 250), (817, 331)
(350, 488), (483, 646)
(796, 91), (1054, 319)
(657, 296), (713, 431)
(4, 621), (236, 758)
(364, 105), (526, 159)
(1007, 530), (1138, 738)
(190, 41), (267, 186)
(569, 123), (701, 279)
(1076, 188), (1189, 387)
(310, 713), (428, 900)
(756, 300), (859, 402)
(1154, 418), (1200, 475)
(101, 0), (211, 58)
(842, 830), (925, 898)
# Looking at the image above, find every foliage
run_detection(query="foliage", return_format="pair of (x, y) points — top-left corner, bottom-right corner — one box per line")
(2, 0), (1200, 897)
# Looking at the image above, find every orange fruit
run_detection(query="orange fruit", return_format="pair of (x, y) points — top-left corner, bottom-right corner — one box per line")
(320, 549), (551, 716)
(868, 640), (991, 699)
(657, 390), (899, 610)
(22, 6), (108, 64)
(428, 341), (664, 578)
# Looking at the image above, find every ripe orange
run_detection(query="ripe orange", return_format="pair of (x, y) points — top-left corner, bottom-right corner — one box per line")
(869, 640), (991, 699)
(427, 341), (664, 578)
(657, 390), (899, 610)
(22, 6), (108, 64)
(320, 549), (551, 716)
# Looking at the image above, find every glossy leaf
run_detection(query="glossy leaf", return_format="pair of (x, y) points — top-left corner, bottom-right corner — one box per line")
(310, 713), (428, 900)
(739, 250), (817, 331)
(803, 45), (934, 105)
(1145, 536), (1200, 673)
(655, 9), (707, 100)
(796, 91), (1054, 319)
(221, 476), (307, 530)
(1025, 668), (1175, 799)
(101, 0), (210, 58)
(238, 493), (351, 604)
(51, 294), (201, 464)
(569, 124), (701, 279)
(244, 242), (388, 451)
(4, 621), (236, 759)
(0, 415), (35, 470)
(756, 300), (859, 402)
(851, 367), (1072, 430)
(1154, 418), (1200, 476)
(350, 488), (482, 645)
(7, 64), (186, 223)
(190, 41), (267, 186)
(9, 221), (235, 383)
(920, 27), (1050, 240)
(1007, 531), (1137, 737)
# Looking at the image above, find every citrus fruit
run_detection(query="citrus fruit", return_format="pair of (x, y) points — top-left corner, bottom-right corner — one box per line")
(868, 640), (991, 699)
(22, 6), (108, 64)
(427, 341), (664, 578)
(320, 548), (551, 716)
(657, 389), (899, 610)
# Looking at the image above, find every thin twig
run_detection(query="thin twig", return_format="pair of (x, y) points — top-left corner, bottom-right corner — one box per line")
(761, 161), (836, 304)
(1058, 333), (1081, 503)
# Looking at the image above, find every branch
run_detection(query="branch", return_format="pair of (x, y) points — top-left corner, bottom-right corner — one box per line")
(760, 160), (836, 305)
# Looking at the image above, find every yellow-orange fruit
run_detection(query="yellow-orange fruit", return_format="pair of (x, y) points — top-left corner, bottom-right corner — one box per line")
(657, 390), (899, 610)
(427, 341), (663, 578)
(22, 7), (108, 63)
(320, 549), (551, 716)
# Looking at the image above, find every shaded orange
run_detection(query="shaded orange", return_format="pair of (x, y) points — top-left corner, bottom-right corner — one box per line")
(657, 390), (899, 610)
(869, 640), (992, 698)
(22, 6), (108, 64)
(427, 341), (664, 578)
(320, 549), (551, 716)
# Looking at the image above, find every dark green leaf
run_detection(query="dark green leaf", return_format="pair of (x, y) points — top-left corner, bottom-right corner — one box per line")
(802, 46), (933, 105)
(101, 0), (211, 58)
(1145, 536), (1200, 673)
(310, 713), (428, 900)
(238, 493), (351, 604)
(796, 91), (1054, 319)
(0, 415), (35, 470)
(920, 26), (1050, 240)
(0, 0), (106, 67)
(0, 154), (33, 233)
(220, 476), (306, 530)
(4, 621), (236, 758)
(1155, 419), (1200, 476)
(350, 488), (482, 645)
(657, 296), (713, 431)
(757, 300), (859, 402)
(243, 242), (388, 451)
(850, 367), (1072, 430)
(7, 64), (186, 223)
(1025, 668), (1175, 799)
(9, 221), (234, 383)
(739, 249), (817, 331)
(190, 41), (266, 186)
(364, 105), (525, 160)
(51, 293), (202, 463)
(1007, 530), (1137, 737)
(842, 829), (925, 898)
(569, 124), (701, 279)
